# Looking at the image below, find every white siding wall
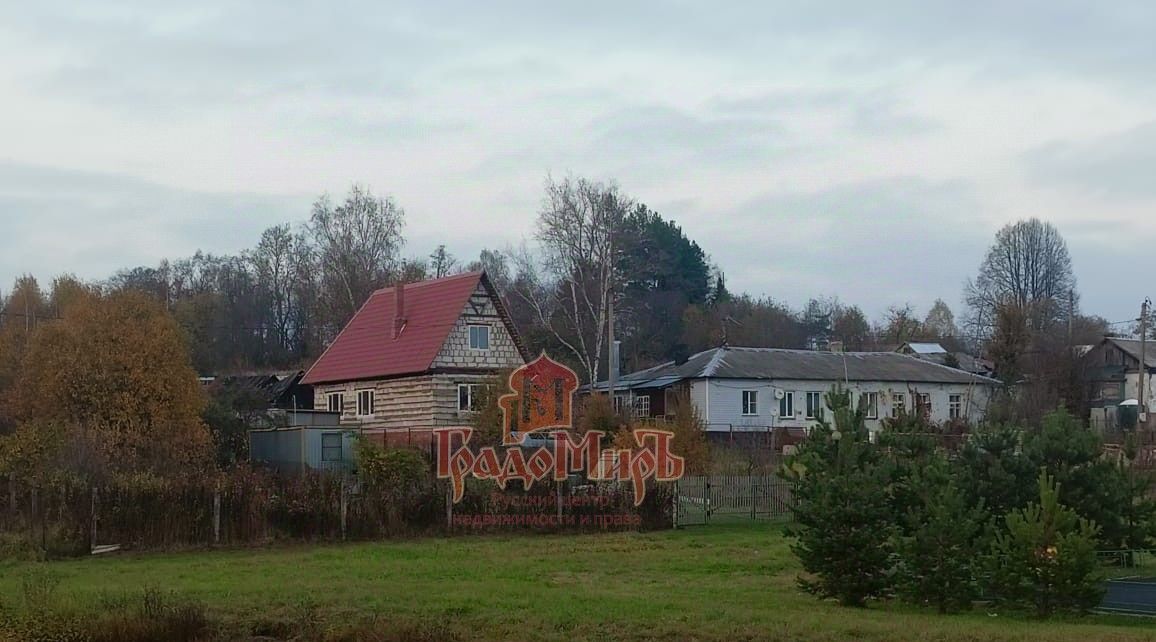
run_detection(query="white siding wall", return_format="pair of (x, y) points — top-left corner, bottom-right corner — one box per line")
(697, 378), (993, 433)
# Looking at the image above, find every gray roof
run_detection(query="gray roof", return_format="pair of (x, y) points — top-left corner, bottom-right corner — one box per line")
(1104, 338), (1156, 369)
(902, 342), (948, 355)
(593, 346), (1000, 391)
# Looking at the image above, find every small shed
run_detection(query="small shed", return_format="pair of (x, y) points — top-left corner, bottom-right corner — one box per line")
(250, 410), (358, 473)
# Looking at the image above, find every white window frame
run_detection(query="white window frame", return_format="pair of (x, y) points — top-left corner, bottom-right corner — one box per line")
(468, 324), (491, 350)
(320, 432), (343, 462)
(891, 393), (906, 418)
(861, 392), (879, 420)
(633, 395), (650, 419)
(326, 392), (344, 414)
(356, 389), (375, 417)
(917, 393), (932, 417)
(949, 394), (963, 420)
(458, 383), (479, 412)
(742, 390), (758, 416)
(805, 391), (823, 420)
(779, 392), (794, 420)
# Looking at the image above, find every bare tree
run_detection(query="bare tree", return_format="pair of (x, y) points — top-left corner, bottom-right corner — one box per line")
(513, 177), (632, 384)
(307, 185), (406, 328)
(428, 245), (459, 279)
(879, 304), (923, 345)
(964, 218), (1077, 336)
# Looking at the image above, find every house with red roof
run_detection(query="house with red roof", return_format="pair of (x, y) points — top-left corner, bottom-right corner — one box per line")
(300, 271), (528, 441)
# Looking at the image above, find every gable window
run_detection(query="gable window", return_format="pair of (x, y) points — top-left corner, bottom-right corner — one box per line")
(326, 392), (344, 414)
(356, 389), (375, 417)
(891, 393), (906, 418)
(742, 390), (758, 415)
(321, 433), (343, 462)
(779, 392), (794, 420)
(949, 394), (963, 420)
(458, 383), (486, 412)
(917, 393), (931, 417)
(468, 324), (491, 350)
(805, 392), (823, 420)
(860, 392), (879, 419)
(634, 395), (651, 419)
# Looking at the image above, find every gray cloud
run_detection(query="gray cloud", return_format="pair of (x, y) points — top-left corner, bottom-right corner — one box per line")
(1024, 121), (1156, 201)
(0, 162), (305, 289)
(671, 177), (991, 319)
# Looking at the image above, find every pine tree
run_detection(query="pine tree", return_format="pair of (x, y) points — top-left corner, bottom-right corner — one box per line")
(984, 472), (1104, 617)
(895, 459), (987, 613)
(783, 386), (897, 607)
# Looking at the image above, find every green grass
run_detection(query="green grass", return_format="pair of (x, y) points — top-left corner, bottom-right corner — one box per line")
(0, 524), (1153, 641)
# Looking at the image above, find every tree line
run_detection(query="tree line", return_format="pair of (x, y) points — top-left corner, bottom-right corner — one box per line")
(0, 177), (1120, 432)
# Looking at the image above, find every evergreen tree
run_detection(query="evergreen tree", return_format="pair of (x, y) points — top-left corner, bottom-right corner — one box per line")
(783, 386), (896, 607)
(984, 472), (1103, 617)
(895, 458), (987, 613)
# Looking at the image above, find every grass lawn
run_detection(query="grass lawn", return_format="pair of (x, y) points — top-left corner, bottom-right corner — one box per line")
(0, 524), (1153, 641)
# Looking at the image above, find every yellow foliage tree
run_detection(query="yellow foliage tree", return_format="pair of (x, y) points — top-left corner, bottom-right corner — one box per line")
(14, 290), (211, 474)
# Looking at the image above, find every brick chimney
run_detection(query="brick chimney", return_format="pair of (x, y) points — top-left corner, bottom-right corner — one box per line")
(392, 282), (406, 339)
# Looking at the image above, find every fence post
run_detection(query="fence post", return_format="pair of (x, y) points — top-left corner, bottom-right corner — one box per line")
(90, 487), (98, 553)
(212, 489), (221, 546)
(445, 482), (453, 532)
(751, 476), (757, 521)
(555, 479), (563, 526)
(340, 481), (348, 541)
(703, 476), (710, 524)
(672, 480), (679, 529)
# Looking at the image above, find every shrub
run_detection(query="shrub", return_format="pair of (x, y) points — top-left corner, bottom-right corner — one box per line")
(984, 471), (1104, 617)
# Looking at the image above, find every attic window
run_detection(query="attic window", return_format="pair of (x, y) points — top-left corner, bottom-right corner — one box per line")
(469, 325), (490, 350)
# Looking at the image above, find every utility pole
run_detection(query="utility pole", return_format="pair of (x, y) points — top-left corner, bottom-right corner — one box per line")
(607, 297), (616, 408)
(1140, 298), (1150, 422)
(1067, 289), (1074, 347)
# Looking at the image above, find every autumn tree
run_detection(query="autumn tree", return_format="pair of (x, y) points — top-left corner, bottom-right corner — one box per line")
(15, 290), (211, 474)
(832, 305), (871, 351)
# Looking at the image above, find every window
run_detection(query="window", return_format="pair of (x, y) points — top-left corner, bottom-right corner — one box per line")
(326, 392), (344, 414)
(613, 395), (627, 413)
(458, 384), (484, 412)
(468, 324), (490, 350)
(949, 394), (963, 420)
(321, 433), (343, 462)
(742, 390), (758, 415)
(805, 392), (823, 420)
(634, 395), (651, 419)
(356, 389), (375, 417)
(779, 392), (794, 419)
(891, 393), (906, 418)
(860, 392), (879, 419)
(917, 393), (931, 417)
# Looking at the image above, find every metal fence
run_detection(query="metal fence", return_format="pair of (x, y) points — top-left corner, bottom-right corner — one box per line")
(674, 474), (793, 526)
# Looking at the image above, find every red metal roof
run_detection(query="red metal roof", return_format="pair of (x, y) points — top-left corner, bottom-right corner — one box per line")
(301, 271), (494, 385)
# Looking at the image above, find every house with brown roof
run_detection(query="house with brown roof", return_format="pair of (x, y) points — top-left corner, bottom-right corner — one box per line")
(1083, 336), (1156, 432)
(300, 271), (528, 443)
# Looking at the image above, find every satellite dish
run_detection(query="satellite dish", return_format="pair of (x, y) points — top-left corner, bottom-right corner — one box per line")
(774, 389), (786, 400)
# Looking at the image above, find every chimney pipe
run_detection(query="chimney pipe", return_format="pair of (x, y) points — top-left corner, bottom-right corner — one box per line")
(393, 282), (406, 339)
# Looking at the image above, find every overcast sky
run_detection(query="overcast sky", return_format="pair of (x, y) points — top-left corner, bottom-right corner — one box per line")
(1, 1), (1153, 327)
